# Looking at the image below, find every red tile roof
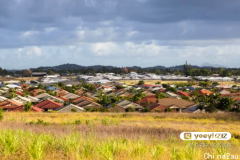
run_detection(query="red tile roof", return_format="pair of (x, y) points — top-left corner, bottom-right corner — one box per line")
(0, 100), (22, 107)
(141, 84), (154, 88)
(197, 89), (213, 96)
(35, 99), (62, 109)
(10, 106), (43, 112)
(148, 103), (166, 112)
(176, 91), (191, 97)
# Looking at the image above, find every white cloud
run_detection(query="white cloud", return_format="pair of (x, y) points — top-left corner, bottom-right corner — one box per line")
(44, 27), (57, 33)
(22, 31), (39, 37)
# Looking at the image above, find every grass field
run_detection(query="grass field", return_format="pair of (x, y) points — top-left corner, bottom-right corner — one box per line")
(119, 80), (238, 85)
(0, 112), (239, 160)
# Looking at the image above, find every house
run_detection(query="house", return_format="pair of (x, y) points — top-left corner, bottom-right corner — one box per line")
(156, 98), (196, 112)
(197, 89), (214, 96)
(182, 106), (205, 113)
(142, 91), (156, 97)
(25, 95), (40, 103)
(148, 103), (167, 112)
(76, 89), (85, 96)
(32, 72), (47, 77)
(176, 91), (191, 97)
(164, 92), (181, 99)
(34, 99), (63, 111)
(55, 89), (69, 96)
(115, 100), (144, 111)
(108, 105), (126, 112)
(55, 104), (85, 113)
(31, 89), (46, 96)
(10, 106), (43, 112)
(46, 86), (58, 91)
(217, 89), (231, 95)
(75, 99), (102, 109)
(138, 95), (158, 105)
(12, 96), (31, 104)
(0, 96), (7, 102)
(0, 100), (22, 111)
(62, 93), (80, 100)
(72, 96), (97, 104)
(35, 93), (64, 103)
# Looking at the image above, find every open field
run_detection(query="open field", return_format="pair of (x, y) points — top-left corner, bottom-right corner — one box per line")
(119, 80), (239, 85)
(0, 77), (40, 82)
(0, 113), (239, 160)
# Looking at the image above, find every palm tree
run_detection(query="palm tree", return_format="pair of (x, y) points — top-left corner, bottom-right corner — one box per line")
(23, 102), (33, 112)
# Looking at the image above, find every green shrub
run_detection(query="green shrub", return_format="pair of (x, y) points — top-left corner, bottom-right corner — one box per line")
(71, 108), (77, 112)
(74, 119), (82, 125)
(0, 108), (3, 121)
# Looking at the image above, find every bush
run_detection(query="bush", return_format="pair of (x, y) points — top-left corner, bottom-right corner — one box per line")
(0, 108), (3, 121)
(164, 108), (173, 112)
(141, 107), (150, 112)
(138, 80), (145, 85)
(74, 120), (82, 125)
(125, 107), (135, 112)
(71, 108), (77, 112)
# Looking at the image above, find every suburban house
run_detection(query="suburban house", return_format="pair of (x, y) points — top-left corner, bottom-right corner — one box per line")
(12, 96), (31, 104)
(25, 95), (40, 103)
(197, 89), (214, 96)
(148, 103), (167, 112)
(31, 89), (46, 96)
(62, 93), (80, 100)
(115, 100), (144, 111)
(72, 96), (97, 104)
(176, 91), (191, 97)
(155, 98), (196, 112)
(0, 100), (22, 111)
(0, 96), (7, 102)
(108, 105), (126, 112)
(55, 104), (85, 113)
(34, 99), (63, 111)
(217, 89), (231, 95)
(55, 89), (69, 96)
(138, 95), (158, 105)
(164, 92), (181, 99)
(10, 106), (43, 112)
(32, 72), (47, 77)
(75, 100), (102, 109)
(35, 93), (64, 103)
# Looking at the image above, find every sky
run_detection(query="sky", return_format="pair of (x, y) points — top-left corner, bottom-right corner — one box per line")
(1, 0), (240, 69)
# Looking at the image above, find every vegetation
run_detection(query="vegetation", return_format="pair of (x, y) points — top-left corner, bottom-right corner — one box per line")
(0, 112), (239, 159)
(23, 102), (33, 112)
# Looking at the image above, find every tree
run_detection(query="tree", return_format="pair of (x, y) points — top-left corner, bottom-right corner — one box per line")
(138, 80), (145, 85)
(47, 70), (55, 75)
(122, 67), (128, 73)
(182, 96), (190, 101)
(205, 104), (217, 113)
(23, 102), (33, 112)
(22, 69), (32, 77)
(217, 97), (233, 111)
(156, 93), (165, 99)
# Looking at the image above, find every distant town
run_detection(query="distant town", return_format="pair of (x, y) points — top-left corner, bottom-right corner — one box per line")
(0, 62), (240, 113)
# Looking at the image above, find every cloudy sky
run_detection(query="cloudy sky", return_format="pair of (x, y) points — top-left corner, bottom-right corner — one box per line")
(1, 0), (240, 69)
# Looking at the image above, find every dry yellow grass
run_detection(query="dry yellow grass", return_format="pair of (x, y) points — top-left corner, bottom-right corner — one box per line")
(119, 80), (188, 85)
(0, 112), (239, 160)
(119, 80), (239, 85)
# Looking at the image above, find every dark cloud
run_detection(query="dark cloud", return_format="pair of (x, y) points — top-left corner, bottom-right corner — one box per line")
(0, 0), (240, 68)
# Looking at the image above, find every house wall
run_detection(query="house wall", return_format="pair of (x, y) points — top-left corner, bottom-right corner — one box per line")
(58, 106), (84, 113)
